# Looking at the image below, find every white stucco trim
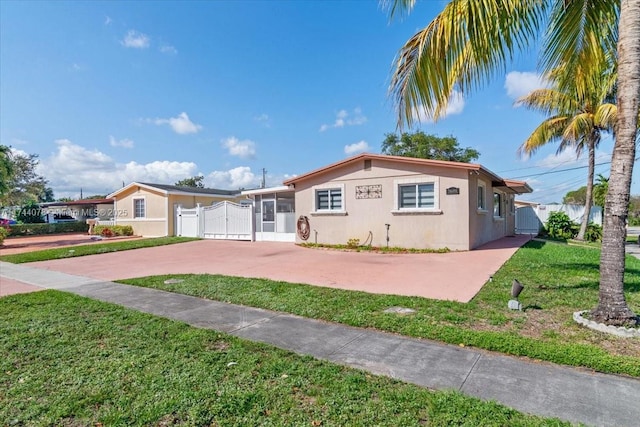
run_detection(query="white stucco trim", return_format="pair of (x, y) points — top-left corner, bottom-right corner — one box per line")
(165, 198), (169, 236)
(132, 196), (146, 219)
(118, 218), (166, 222)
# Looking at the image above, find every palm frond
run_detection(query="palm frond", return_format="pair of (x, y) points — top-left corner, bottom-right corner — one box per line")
(389, 0), (547, 128)
(518, 116), (568, 157)
(515, 88), (578, 116)
(594, 103), (617, 130)
(542, 0), (618, 98)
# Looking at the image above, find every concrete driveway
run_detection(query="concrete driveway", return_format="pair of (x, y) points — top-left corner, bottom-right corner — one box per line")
(20, 235), (531, 302)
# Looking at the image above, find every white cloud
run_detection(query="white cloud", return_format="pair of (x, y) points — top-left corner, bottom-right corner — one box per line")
(223, 137), (256, 159)
(505, 71), (550, 100)
(109, 136), (134, 149)
(412, 90), (465, 123)
(320, 108), (367, 132)
(121, 30), (150, 49)
(344, 140), (370, 155)
(38, 139), (197, 198)
(206, 166), (258, 189)
(535, 148), (610, 169)
(159, 45), (177, 55)
(153, 112), (202, 134)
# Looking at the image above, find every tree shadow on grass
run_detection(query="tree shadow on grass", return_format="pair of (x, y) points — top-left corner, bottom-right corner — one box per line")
(533, 262), (640, 293)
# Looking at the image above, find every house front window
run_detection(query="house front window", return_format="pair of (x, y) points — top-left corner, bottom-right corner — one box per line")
(478, 184), (486, 210)
(133, 198), (145, 218)
(493, 193), (503, 217)
(399, 183), (434, 209)
(316, 188), (342, 211)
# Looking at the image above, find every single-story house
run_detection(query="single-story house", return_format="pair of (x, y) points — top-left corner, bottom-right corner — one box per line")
(283, 153), (532, 251)
(107, 182), (242, 237)
(40, 198), (115, 223)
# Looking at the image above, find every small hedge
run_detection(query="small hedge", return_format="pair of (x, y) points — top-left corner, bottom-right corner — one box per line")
(93, 225), (134, 237)
(0, 227), (9, 245)
(8, 222), (89, 237)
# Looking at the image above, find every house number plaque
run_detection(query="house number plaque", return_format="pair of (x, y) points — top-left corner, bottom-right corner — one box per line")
(355, 184), (382, 199)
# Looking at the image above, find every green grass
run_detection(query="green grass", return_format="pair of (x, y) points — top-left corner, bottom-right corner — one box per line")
(121, 240), (640, 377)
(0, 291), (567, 426)
(0, 236), (199, 263)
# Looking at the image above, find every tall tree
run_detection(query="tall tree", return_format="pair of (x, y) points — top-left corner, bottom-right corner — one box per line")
(175, 176), (205, 188)
(0, 145), (13, 201)
(382, 131), (480, 162)
(0, 152), (49, 207)
(563, 187), (588, 205)
(386, 0), (638, 325)
(516, 68), (616, 240)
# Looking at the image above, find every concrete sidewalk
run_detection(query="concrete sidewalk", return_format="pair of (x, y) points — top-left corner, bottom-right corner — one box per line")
(2, 262), (639, 427)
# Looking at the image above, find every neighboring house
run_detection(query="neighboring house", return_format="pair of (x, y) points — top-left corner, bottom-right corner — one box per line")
(40, 199), (115, 223)
(283, 153), (532, 251)
(107, 182), (241, 237)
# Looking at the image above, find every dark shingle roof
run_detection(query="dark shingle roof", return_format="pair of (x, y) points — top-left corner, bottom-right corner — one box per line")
(138, 183), (240, 196)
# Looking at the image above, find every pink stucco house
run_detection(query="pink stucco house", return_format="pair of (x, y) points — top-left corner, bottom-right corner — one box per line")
(283, 153), (532, 251)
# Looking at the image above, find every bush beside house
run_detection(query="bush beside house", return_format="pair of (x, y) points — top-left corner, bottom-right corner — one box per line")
(93, 225), (134, 237)
(544, 211), (602, 242)
(8, 222), (89, 237)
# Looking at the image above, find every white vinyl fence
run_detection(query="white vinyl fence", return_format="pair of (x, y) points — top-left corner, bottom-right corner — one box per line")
(516, 204), (602, 235)
(176, 202), (253, 241)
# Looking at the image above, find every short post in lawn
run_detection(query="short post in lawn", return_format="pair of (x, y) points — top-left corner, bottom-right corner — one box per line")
(508, 279), (524, 310)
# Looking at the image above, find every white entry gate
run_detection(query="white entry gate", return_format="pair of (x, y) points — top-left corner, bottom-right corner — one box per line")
(176, 202), (253, 240)
(202, 201), (253, 240)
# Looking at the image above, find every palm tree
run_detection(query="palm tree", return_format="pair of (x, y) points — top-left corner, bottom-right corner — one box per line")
(516, 69), (616, 241)
(385, 0), (638, 326)
(593, 174), (609, 209)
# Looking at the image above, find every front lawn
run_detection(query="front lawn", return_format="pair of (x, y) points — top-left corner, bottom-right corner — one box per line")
(0, 237), (199, 263)
(0, 291), (564, 426)
(122, 240), (640, 377)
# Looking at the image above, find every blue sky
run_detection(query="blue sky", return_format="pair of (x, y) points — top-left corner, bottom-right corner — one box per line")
(1, 0), (637, 203)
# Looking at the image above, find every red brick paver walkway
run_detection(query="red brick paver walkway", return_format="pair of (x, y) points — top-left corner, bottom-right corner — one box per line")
(0, 233), (141, 256)
(19, 235), (531, 302)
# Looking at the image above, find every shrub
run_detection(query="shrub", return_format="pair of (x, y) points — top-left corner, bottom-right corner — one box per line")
(346, 238), (360, 249)
(8, 222), (89, 236)
(584, 223), (602, 243)
(545, 211), (578, 240)
(101, 227), (115, 238)
(0, 227), (9, 245)
(93, 225), (134, 237)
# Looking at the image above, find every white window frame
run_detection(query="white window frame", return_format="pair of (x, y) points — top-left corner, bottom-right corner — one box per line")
(133, 197), (146, 219)
(392, 176), (441, 214)
(477, 182), (487, 212)
(312, 183), (346, 215)
(493, 192), (504, 219)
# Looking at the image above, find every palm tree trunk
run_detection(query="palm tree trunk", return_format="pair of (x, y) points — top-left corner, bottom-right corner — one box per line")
(591, 0), (639, 326)
(576, 138), (596, 240)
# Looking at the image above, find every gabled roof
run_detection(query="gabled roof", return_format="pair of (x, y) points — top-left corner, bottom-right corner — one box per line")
(107, 182), (241, 199)
(283, 153), (532, 193)
(41, 198), (114, 207)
